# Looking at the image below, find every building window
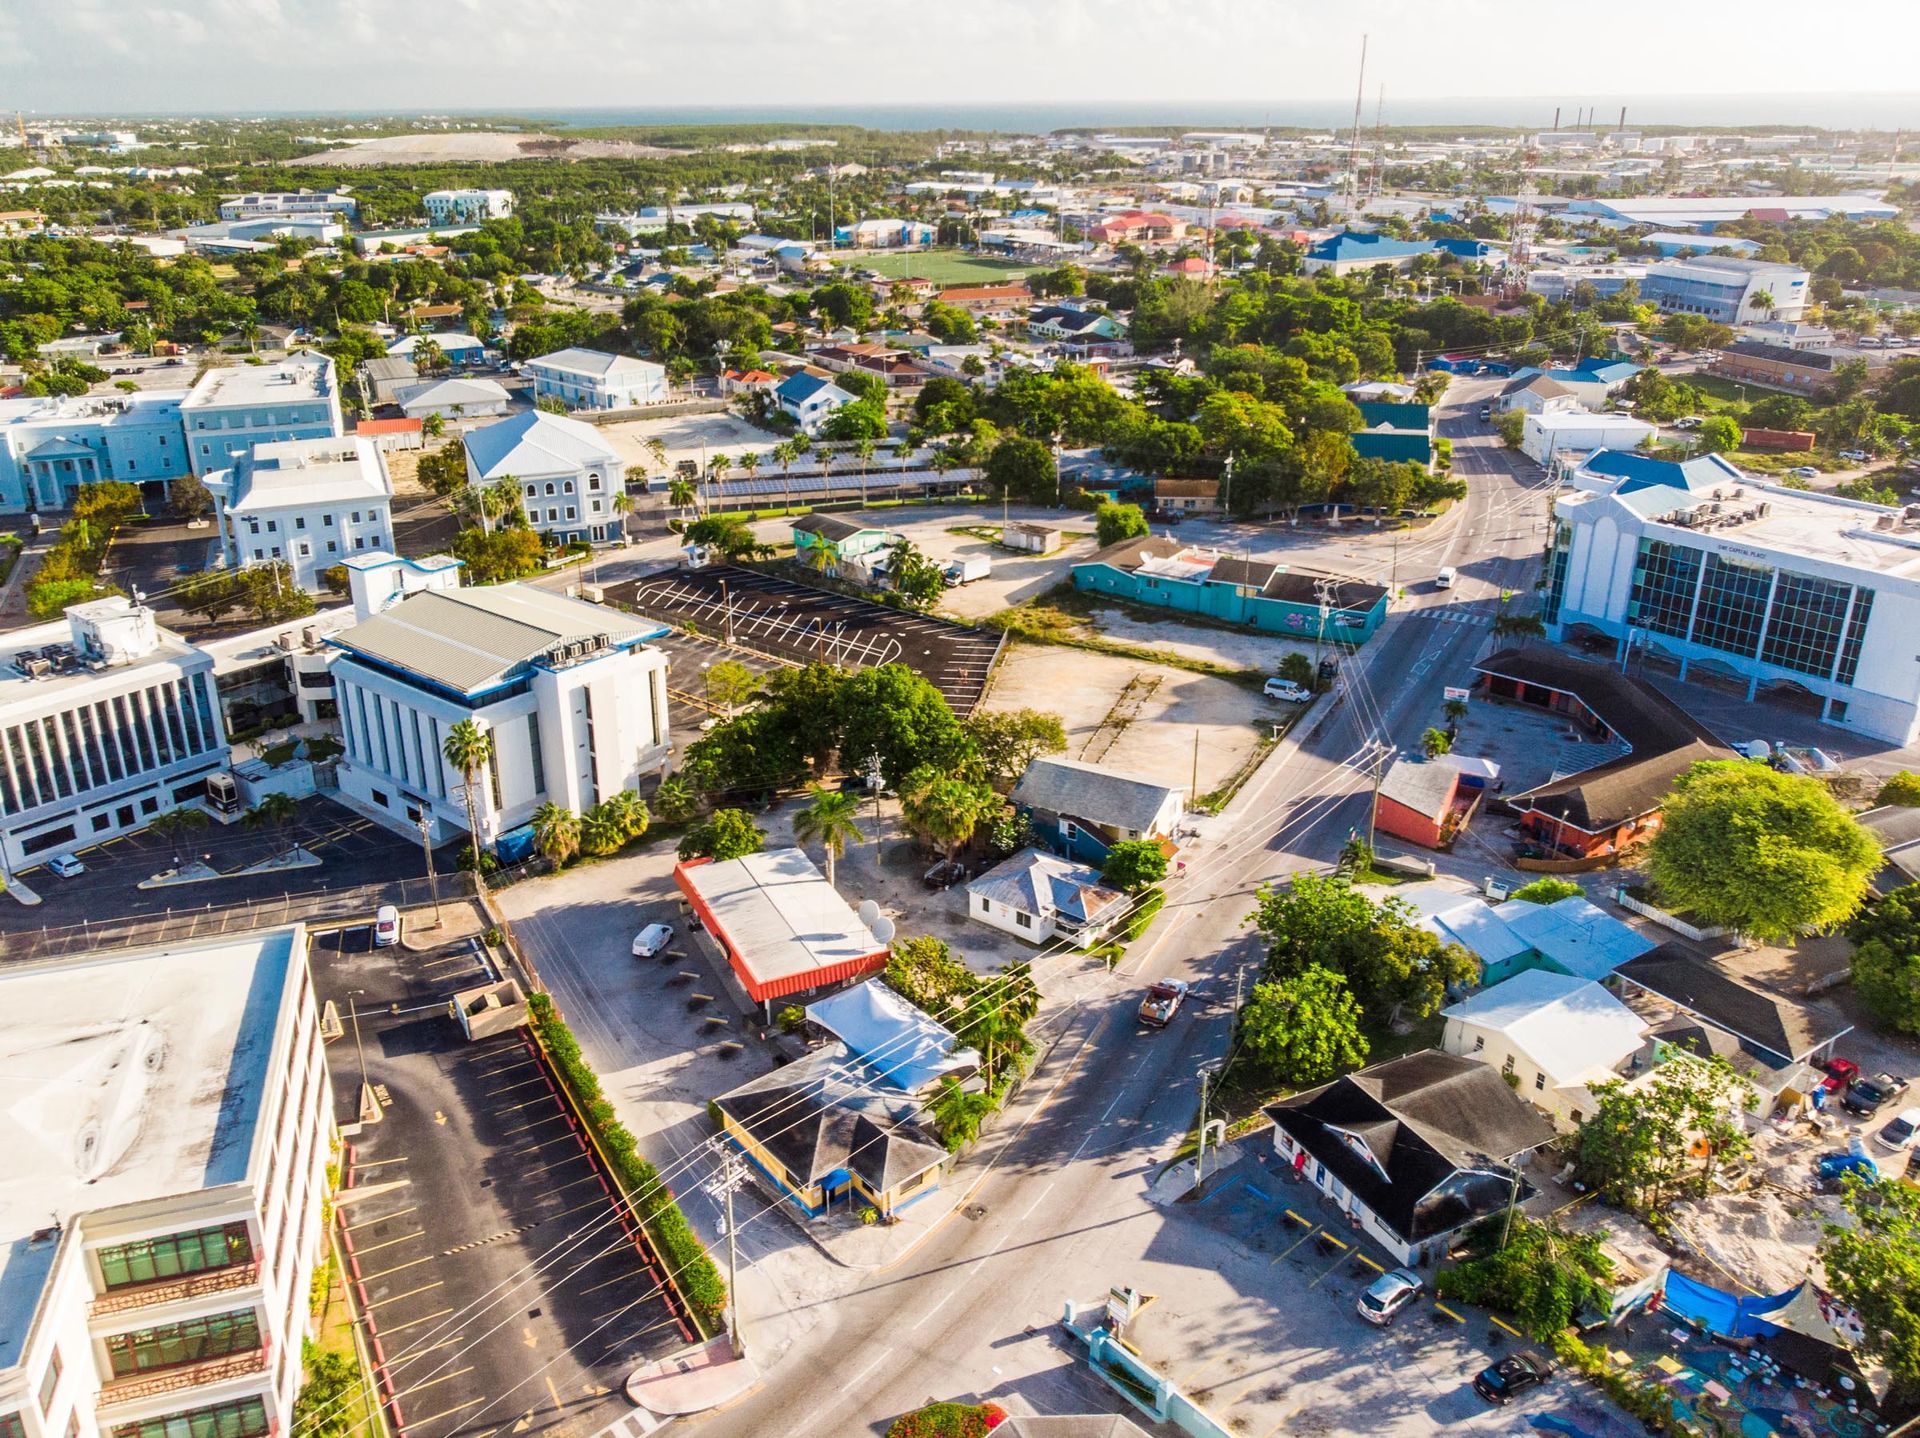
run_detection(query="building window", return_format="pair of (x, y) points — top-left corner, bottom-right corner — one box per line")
(1837, 588), (1875, 687)
(294, 516), (306, 530)
(1533, 1071), (1546, 1091)
(1015, 910), (1032, 928)
(565, 507), (575, 520)
(1761, 569), (1852, 678)
(96, 1224), (253, 1290)
(105, 1310), (262, 1378)
(37, 1348), (60, 1413)
(109, 1395), (270, 1438)
(326, 541), (336, 554)
(369, 790), (388, 809)
(323, 513), (334, 526)
(544, 483), (555, 497)
(1624, 537), (1700, 640)
(1472, 1035), (1485, 1052)
(526, 711), (546, 796)
(1690, 552), (1772, 659)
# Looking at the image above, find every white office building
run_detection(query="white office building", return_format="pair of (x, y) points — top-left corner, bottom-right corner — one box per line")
(523, 349), (668, 412)
(462, 410), (626, 545)
(328, 553), (671, 847)
(0, 924), (332, 1438)
(1544, 449), (1920, 742)
(217, 190), (356, 221)
(1521, 411), (1657, 466)
(422, 189), (514, 224)
(180, 354), (345, 477)
(0, 393), (192, 510)
(0, 598), (227, 875)
(393, 377), (510, 423)
(1640, 256), (1810, 324)
(204, 437), (394, 591)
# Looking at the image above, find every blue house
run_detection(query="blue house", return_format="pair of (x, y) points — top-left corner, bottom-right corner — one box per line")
(1430, 236), (1500, 261)
(1071, 536), (1390, 644)
(1011, 755), (1186, 866)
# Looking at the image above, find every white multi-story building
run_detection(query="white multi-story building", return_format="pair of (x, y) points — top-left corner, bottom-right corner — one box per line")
(0, 393), (192, 510)
(180, 354), (344, 478)
(522, 349), (668, 412)
(0, 598), (228, 875)
(462, 410), (626, 545)
(328, 553), (671, 847)
(217, 189), (356, 221)
(0, 923), (332, 1438)
(422, 189), (514, 225)
(1543, 450), (1920, 742)
(1639, 256), (1810, 324)
(204, 437), (394, 591)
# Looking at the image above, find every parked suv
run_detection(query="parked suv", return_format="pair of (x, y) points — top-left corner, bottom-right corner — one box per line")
(1843, 1073), (1909, 1118)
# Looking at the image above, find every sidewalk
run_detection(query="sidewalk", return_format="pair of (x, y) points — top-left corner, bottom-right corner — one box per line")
(626, 1338), (759, 1417)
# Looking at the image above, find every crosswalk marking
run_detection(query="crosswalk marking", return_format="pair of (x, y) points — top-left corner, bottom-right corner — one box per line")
(590, 1405), (668, 1438)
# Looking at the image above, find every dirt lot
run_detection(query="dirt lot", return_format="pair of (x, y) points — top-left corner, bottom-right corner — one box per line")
(980, 638), (1274, 803)
(287, 132), (680, 166)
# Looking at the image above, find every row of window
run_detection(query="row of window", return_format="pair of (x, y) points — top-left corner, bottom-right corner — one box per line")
(106, 1309), (261, 1379)
(250, 533), (381, 563)
(340, 681), (450, 801)
(111, 1396), (269, 1438)
(96, 1222), (254, 1292)
(521, 475), (602, 497)
(0, 678), (219, 817)
(244, 509), (380, 537)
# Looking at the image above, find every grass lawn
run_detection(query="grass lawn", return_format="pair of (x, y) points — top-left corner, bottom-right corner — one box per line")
(841, 251), (1035, 285)
(1682, 373), (1757, 410)
(308, 1254), (379, 1438)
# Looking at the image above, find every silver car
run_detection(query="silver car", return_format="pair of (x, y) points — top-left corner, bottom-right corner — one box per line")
(1358, 1267), (1425, 1326)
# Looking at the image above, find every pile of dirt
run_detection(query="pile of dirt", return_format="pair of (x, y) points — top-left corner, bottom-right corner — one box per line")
(286, 132), (680, 166)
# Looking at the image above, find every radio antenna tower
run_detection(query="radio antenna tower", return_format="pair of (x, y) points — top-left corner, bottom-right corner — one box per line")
(1368, 83), (1386, 200)
(1343, 34), (1368, 214)
(1505, 138), (1541, 300)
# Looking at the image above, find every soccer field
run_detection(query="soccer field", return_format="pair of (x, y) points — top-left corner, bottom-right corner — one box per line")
(842, 251), (1035, 284)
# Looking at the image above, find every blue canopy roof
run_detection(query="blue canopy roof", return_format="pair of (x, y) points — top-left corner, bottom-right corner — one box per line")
(805, 979), (979, 1093)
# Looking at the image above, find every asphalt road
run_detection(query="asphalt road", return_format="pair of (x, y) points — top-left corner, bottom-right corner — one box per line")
(695, 377), (1560, 1434)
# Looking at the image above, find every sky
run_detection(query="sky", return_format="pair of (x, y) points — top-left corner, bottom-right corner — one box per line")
(2, 0), (1918, 118)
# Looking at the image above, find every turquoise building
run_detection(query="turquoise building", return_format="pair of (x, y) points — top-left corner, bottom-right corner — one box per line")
(1351, 401), (1434, 468)
(1071, 536), (1388, 644)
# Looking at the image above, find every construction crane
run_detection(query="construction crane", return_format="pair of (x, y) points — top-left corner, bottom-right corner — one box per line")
(1341, 34), (1368, 215)
(14, 112), (26, 149)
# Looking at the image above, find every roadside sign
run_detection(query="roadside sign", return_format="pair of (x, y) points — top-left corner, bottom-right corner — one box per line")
(1444, 686), (1472, 703)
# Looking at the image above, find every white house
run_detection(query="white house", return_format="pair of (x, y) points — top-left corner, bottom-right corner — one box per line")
(773, 372), (855, 434)
(423, 188), (514, 225)
(0, 924), (332, 1438)
(328, 553), (671, 848)
(393, 376), (511, 422)
(966, 847), (1127, 948)
(462, 409), (626, 545)
(1441, 968), (1648, 1130)
(0, 597), (228, 874)
(205, 436), (393, 591)
(1522, 411), (1657, 466)
(523, 348), (668, 412)
(179, 352), (345, 477)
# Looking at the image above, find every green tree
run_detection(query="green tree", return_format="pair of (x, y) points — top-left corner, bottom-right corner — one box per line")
(441, 718), (496, 873)
(1436, 1219), (1615, 1341)
(1508, 877), (1583, 905)
(1420, 726), (1452, 758)
(1237, 967), (1370, 1086)
(1094, 501), (1149, 548)
(1875, 771), (1920, 807)
(1495, 409), (1525, 448)
(1101, 839), (1168, 893)
(821, 397), (887, 443)
(1848, 882), (1920, 1034)
(531, 801), (581, 866)
(1697, 414), (1742, 454)
(1647, 760), (1880, 940)
(168, 473), (213, 521)
(602, 788), (649, 842)
(885, 934), (979, 1015)
(899, 764), (999, 861)
(1251, 874), (1475, 1025)
(704, 659), (760, 718)
(451, 526), (545, 583)
(984, 435), (1055, 504)
(579, 803), (626, 856)
(885, 538), (948, 610)
(243, 791), (300, 855)
(1574, 1054), (1755, 1215)
(792, 781), (864, 887)
(651, 774), (697, 823)
(148, 806), (210, 843)
(1820, 1177), (1920, 1399)
(684, 515), (758, 561)
(677, 808), (766, 862)
(961, 709), (1066, 790)
(836, 664), (970, 788)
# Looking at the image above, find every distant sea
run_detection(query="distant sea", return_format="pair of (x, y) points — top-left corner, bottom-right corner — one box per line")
(496, 96), (1920, 133)
(79, 95), (1920, 133)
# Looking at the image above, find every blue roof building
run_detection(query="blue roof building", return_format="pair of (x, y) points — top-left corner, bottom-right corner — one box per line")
(1301, 231), (1437, 276)
(1351, 400), (1435, 469)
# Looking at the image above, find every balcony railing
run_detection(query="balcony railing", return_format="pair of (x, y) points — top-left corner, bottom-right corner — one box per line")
(89, 1262), (261, 1319)
(96, 1344), (269, 1410)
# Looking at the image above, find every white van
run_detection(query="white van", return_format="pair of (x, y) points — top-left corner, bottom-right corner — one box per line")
(1435, 567), (1457, 590)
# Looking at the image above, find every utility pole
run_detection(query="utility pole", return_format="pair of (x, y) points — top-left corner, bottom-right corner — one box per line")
(1343, 34), (1369, 215)
(416, 811), (441, 927)
(706, 1142), (751, 1360)
(1365, 738), (1393, 855)
(1190, 728), (1199, 798)
(864, 750), (885, 859)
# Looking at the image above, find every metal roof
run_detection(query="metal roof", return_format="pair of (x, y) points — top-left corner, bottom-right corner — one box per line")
(462, 408), (619, 480)
(680, 848), (888, 991)
(1012, 756), (1182, 833)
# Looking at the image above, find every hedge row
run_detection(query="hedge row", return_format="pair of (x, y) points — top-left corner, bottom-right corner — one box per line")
(1121, 888), (1167, 943)
(526, 993), (727, 1332)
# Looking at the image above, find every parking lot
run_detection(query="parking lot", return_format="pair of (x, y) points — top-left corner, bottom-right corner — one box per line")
(646, 628), (787, 753)
(612, 565), (1004, 714)
(311, 922), (691, 1438)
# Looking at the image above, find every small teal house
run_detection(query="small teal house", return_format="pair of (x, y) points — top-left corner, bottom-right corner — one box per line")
(1351, 401), (1434, 468)
(1071, 536), (1388, 645)
(791, 512), (894, 572)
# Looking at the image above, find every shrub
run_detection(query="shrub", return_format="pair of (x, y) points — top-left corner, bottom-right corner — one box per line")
(885, 1403), (1006, 1438)
(776, 1005), (807, 1035)
(1876, 771), (1920, 807)
(526, 994), (727, 1330)
(1120, 888), (1166, 941)
(1509, 877), (1583, 905)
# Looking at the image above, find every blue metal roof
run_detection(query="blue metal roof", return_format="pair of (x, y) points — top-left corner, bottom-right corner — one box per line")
(1582, 450), (1744, 495)
(1306, 232), (1436, 262)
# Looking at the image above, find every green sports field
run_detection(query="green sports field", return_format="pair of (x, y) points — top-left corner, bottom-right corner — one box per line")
(838, 250), (1035, 284)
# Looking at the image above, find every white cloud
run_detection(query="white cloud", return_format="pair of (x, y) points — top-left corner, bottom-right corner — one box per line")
(0, 0), (1915, 116)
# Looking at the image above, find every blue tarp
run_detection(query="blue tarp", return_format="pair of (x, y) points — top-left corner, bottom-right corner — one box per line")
(1661, 1273), (1813, 1341)
(805, 979), (980, 1093)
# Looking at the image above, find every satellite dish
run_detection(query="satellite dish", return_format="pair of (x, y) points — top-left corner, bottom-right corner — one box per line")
(870, 916), (896, 945)
(857, 899), (881, 927)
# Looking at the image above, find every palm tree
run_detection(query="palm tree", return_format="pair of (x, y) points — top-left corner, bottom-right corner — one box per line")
(531, 802), (581, 866)
(668, 477), (697, 521)
(579, 804), (625, 857)
(413, 338), (447, 376)
(442, 718), (495, 872)
(244, 792), (300, 855)
(900, 769), (994, 863)
(609, 489), (632, 544)
(149, 806), (210, 841)
(646, 437), (670, 476)
(422, 411), (446, 440)
(1421, 727), (1452, 758)
(1747, 290), (1776, 321)
(484, 477), (523, 532)
(854, 436), (875, 507)
(602, 788), (650, 842)
(793, 782), (864, 888)
(738, 449), (761, 493)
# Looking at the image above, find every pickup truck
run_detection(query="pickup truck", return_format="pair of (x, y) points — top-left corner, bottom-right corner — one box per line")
(1138, 980), (1188, 1028)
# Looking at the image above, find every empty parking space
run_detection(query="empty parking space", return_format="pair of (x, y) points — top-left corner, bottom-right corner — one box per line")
(612, 565), (1003, 714)
(311, 931), (688, 1438)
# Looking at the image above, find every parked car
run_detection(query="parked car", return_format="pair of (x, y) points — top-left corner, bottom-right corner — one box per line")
(1473, 1354), (1549, 1405)
(1844, 1073), (1909, 1118)
(1675, 416), (1704, 430)
(45, 853), (85, 879)
(1138, 980), (1188, 1028)
(1357, 1268), (1425, 1326)
(1839, 449), (1873, 463)
(1787, 466), (1821, 479)
(1478, 405), (1491, 421)
(1263, 677), (1312, 703)
(1874, 1106), (1920, 1153)
(1815, 1151), (1878, 1190)
(630, 922), (674, 958)
(373, 904), (400, 947)
(1820, 1058), (1860, 1095)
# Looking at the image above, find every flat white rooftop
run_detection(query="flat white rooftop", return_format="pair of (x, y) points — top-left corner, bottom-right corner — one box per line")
(225, 435), (390, 514)
(0, 614), (203, 704)
(182, 351), (332, 410)
(0, 925), (300, 1363)
(681, 847), (885, 989)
